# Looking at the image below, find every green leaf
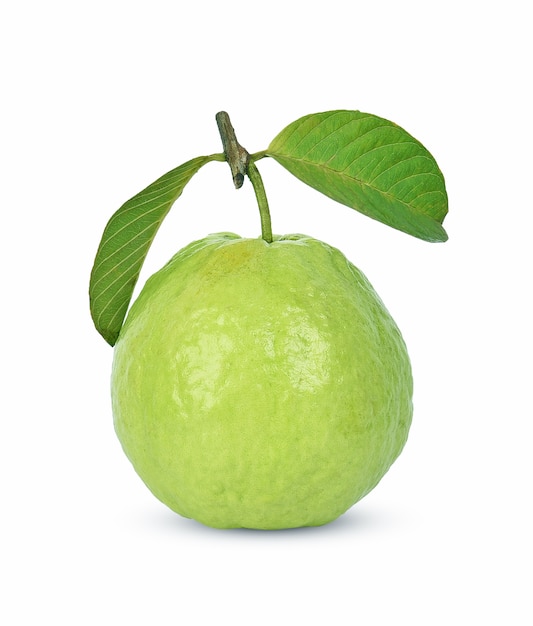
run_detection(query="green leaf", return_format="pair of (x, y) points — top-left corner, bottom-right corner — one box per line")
(89, 154), (219, 346)
(267, 110), (448, 242)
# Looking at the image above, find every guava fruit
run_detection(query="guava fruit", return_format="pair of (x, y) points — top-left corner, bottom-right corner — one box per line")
(111, 232), (413, 529)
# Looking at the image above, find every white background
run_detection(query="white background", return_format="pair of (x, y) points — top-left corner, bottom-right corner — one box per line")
(2, 1), (531, 624)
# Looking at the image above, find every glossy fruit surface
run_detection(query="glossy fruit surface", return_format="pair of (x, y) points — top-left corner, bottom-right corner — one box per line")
(111, 233), (413, 529)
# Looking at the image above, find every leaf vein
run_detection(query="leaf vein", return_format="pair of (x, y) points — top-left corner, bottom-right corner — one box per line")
(90, 211), (167, 294)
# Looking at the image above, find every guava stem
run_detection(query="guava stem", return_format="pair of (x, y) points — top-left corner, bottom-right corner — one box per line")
(215, 111), (249, 189)
(247, 159), (273, 243)
(215, 111), (273, 243)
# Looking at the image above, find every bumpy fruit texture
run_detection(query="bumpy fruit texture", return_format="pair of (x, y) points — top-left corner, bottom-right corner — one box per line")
(111, 233), (413, 529)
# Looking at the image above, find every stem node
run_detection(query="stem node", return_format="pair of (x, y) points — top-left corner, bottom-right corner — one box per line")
(215, 111), (249, 189)
(215, 111), (273, 243)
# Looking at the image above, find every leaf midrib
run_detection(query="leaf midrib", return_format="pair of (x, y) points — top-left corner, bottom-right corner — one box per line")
(268, 152), (446, 220)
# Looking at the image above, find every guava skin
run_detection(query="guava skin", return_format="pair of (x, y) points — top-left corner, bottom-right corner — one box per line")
(111, 233), (413, 529)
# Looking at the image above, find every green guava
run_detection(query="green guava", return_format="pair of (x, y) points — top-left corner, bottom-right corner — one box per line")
(111, 233), (413, 529)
